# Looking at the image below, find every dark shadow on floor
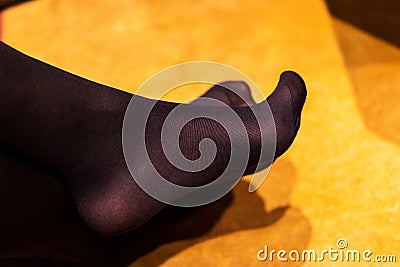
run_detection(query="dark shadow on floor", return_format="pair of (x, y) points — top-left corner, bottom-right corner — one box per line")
(0, 0), (30, 10)
(127, 159), (311, 267)
(325, 0), (400, 47)
(331, 18), (400, 146)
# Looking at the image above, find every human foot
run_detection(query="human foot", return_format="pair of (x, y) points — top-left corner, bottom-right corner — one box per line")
(0, 41), (306, 235)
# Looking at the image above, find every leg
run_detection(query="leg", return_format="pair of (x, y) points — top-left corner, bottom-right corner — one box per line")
(0, 81), (252, 264)
(0, 41), (306, 235)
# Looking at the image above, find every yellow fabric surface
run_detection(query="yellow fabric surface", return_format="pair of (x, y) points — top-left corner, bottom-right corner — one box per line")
(3, 0), (399, 266)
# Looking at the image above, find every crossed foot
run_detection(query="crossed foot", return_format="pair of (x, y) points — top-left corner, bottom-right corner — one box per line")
(0, 41), (306, 236)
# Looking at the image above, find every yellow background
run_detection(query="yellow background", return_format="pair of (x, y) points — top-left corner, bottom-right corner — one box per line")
(2, 0), (400, 266)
